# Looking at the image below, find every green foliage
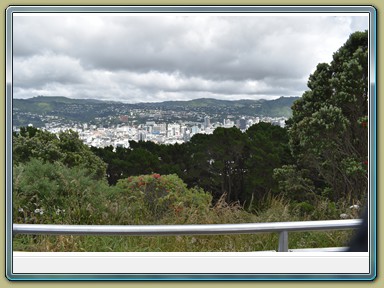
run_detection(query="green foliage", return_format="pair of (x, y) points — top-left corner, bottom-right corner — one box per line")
(341, 157), (366, 177)
(13, 127), (107, 180)
(273, 165), (318, 202)
(13, 159), (110, 225)
(283, 31), (368, 203)
(13, 191), (354, 252)
(91, 124), (293, 207)
(182, 124), (293, 206)
(115, 174), (212, 223)
(13, 126), (63, 164)
(309, 199), (339, 220)
(13, 157), (355, 252)
(294, 202), (315, 217)
(244, 123), (293, 205)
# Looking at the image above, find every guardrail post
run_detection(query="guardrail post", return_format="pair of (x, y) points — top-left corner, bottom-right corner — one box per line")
(278, 230), (289, 252)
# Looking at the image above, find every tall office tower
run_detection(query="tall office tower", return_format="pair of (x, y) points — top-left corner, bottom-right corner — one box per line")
(239, 118), (247, 130)
(204, 116), (211, 129)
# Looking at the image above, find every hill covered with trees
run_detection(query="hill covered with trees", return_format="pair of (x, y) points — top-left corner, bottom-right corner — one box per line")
(13, 96), (299, 127)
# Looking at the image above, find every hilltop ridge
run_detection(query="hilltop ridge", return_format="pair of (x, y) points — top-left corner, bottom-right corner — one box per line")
(13, 96), (299, 128)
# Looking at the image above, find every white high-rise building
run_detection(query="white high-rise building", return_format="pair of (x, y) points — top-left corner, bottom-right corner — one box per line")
(204, 116), (211, 129)
(138, 131), (147, 141)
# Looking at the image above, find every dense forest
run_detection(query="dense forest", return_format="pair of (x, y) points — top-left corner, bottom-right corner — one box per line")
(12, 31), (368, 252)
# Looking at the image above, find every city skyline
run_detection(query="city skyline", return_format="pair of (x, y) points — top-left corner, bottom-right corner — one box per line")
(13, 95), (291, 148)
(35, 113), (288, 149)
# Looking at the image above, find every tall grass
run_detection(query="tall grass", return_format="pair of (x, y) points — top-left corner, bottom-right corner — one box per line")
(13, 194), (355, 252)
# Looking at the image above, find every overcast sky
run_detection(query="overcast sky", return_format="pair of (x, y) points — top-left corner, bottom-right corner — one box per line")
(12, 13), (368, 103)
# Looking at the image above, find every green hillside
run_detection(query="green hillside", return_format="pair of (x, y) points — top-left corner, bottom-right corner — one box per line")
(13, 96), (299, 127)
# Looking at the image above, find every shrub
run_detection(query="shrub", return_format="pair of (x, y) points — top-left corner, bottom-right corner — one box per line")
(114, 174), (212, 223)
(13, 128), (107, 180)
(293, 201), (315, 217)
(13, 158), (110, 225)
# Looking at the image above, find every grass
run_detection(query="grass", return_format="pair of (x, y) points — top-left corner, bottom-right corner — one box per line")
(13, 229), (353, 252)
(13, 195), (356, 252)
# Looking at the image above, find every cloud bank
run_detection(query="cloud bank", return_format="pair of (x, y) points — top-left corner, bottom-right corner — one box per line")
(12, 13), (368, 103)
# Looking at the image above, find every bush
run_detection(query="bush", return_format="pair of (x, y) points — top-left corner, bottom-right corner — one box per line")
(13, 169), (354, 252)
(13, 128), (107, 180)
(13, 158), (110, 225)
(293, 202), (315, 217)
(114, 174), (212, 223)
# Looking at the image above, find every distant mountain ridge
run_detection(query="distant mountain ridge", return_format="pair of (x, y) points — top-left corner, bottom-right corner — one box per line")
(15, 95), (298, 105)
(13, 96), (300, 128)
(18, 95), (115, 104)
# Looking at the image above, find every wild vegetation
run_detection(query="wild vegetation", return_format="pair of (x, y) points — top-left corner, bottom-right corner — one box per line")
(12, 31), (368, 252)
(13, 161), (356, 252)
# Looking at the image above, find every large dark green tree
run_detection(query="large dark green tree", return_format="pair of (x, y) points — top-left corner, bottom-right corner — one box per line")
(183, 125), (292, 205)
(276, 31), (368, 203)
(182, 127), (249, 202)
(244, 122), (293, 204)
(209, 127), (249, 202)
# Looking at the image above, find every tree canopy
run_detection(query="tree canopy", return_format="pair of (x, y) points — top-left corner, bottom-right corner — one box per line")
(13, 126), (107, 180)
(276, 31), (368, 203)
(91, 123), (292, 207)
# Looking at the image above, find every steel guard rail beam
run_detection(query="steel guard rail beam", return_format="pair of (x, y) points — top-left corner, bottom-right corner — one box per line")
(13, 219), (362, 252)
(13, 219), (361, 236)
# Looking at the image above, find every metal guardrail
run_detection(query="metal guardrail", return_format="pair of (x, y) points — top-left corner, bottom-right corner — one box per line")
(13, 219), (362, 252)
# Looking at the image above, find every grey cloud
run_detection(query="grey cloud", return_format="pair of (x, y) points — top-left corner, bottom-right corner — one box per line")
(14, 53), (86, 88)
(12, 14), (369, 103)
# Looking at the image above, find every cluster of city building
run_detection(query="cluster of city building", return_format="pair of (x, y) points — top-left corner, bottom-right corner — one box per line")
(42, 115), (287, 149)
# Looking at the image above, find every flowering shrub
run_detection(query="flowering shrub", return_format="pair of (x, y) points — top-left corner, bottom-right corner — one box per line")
(115, 174), (212, 223)
(358, 116), (368, 128)
(13, 160), (212, 226)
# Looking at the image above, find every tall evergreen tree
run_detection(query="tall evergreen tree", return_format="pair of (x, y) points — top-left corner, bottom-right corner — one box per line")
(277, 31), (368, 203)
(245, 122), (292, 203)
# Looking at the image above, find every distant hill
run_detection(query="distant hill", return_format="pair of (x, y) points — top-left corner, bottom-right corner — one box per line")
(13, 96), (300, 128)
(117, 96), (299, 116)
(27, 95), (107, 104)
